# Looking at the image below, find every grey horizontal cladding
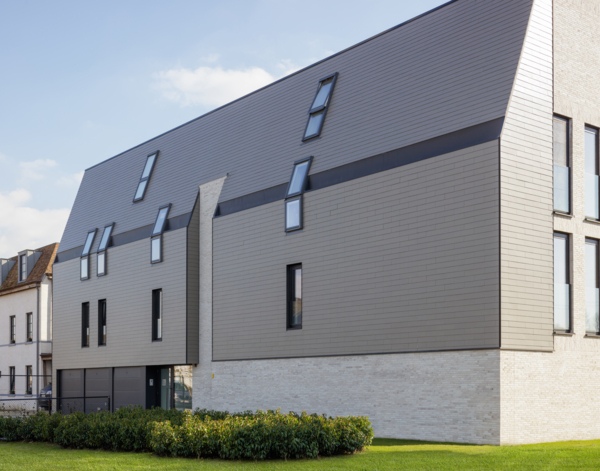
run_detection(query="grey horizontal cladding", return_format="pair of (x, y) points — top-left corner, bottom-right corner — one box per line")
(54, 212), (191, 264)
(216, 117), (504, 218)
(58, 0), (531, 253)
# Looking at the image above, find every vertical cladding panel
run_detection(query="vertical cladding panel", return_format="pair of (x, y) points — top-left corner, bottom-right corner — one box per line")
(212, 142), (500, 360)
(53, 229), (188, 373)
(58, 0), (533, 254)
(59, 369), (84, 413)
(186, 197), (200, 364)
(500, 0), (554, 351)
(84, 368), (112, 413)
(113, 367), (145, 410)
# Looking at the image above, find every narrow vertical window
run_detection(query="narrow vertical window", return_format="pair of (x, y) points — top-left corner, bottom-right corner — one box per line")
(19, 254), (27, 282)
(585, 126), (599, 219)
(553, 116), (570, 213)
(80, 229), (97, 281)
(26, 313), (33, 342)
(554, 233), (570, 332)
(26, 366), (32, 395)
(97, 223), (114, 277)
(10, 315), (16, 343)
(287, 264), (302, 329)
(82, 302), (90, 347)
(303, 73), (338, 140)
(133, 151), (159, 202)
(9, 367), (15, 395)
(152, 289), (163, 341)
(151, 204), (171, 263)
(586, 239), (600, 334)
(98, 299), (107, 346)
(285, 157), (312, 232)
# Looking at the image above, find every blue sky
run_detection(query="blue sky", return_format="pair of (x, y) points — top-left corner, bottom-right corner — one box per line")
(0, 0), (446, 258)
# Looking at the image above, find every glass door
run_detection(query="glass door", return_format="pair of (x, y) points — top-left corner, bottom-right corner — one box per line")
(160, 367), (172, 410)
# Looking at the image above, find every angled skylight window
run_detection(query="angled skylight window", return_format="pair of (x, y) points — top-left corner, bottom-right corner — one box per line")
(286, 157), (313, 197)
(151, 204), (171, 263)
(303, 73), (338, 141)
(97, 223), (114, 277)
(82, 230), (96, 257)
(285, 157), (313, 232)
(133, 151), (159, 202)
(80, 229), (97, 281)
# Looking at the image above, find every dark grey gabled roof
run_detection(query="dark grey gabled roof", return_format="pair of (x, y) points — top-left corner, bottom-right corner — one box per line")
(59, 0), (533, 254)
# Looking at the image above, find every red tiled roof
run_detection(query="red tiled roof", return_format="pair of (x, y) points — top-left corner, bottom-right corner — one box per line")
(0, 243), (58, 294)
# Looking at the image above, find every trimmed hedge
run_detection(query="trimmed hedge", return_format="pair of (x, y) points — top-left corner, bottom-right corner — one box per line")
(0, 408), (372, 460)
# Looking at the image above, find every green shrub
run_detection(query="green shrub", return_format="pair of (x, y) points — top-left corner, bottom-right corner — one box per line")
(0, 407), (373, 460)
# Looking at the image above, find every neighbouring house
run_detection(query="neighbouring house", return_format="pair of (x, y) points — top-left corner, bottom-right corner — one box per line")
(51, 0), (600, 444)
(0, 243), (57, 408)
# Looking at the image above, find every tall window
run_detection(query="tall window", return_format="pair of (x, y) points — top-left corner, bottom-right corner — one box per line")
(98, 299), (107, 346)
(585, 126), (599, 219)
(151, 204), (171, 263)
(82, 302), (90, 347)
(133, 151), (159, 202)
(97, 223), (114, 277)
(554, 233), (570, 332)
(303, 73), (338, 140)
(25, 366), (32, 395)
(80, 229), (97, 281)
(285, 157), (312, 232)
(152, 289), (163, 341)
(26, 312), (33, 342)
(19, 254), (27, 282)
(553, 116), (570, 213)
(9, 367), (15, 395)
(9, 315), (16, 344)
(586, 238), (600, 334)
(287, 264), (302, 329)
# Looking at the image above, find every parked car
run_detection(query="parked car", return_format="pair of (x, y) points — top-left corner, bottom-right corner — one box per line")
(38, 383), (52, 410)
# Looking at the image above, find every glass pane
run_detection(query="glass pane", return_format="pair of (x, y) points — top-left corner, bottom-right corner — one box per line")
(286, 199), (301, 229)
(135, 180), (147, 200)
(141, 154), (156, 179)
(288, 161), (310, 196)
(81, 257), (88, 279)
(586, 288), (600, 333)
(304, 110), (324, 138)
(585, 127), (598, 175)
(82, 231), (95, 256)
(553, 165), (569, 212)
(585, 173), (599, 219)
(553, 118), (568, 166)
(152, 237), (162, 262)
(160, 368), (171, 410)
(153, 207), (169, 235)
(554, 235), (568, 285)
(554, 283), (570, 331)
(97, 252), (105, 275)
(311, 78), (333, 110)
(174, 367), (192, 411)
(98, 225), (113, 251)
(586, 241), (599, 332)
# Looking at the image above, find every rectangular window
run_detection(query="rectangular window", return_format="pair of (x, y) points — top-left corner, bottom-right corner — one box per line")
(10, 315), (16, 343)
(9, 367), (15, 395)
(285, 157), (312, 232)
(19, 254), (27, 282)
(554, 233), (570, 332)
(586, 238), (600, 334)
(26, 312), (33, 342)
(81, 229), (97, 281)
(97, 223), (114, 276)
(26, 366), (32, 395)
(151, 204), (171, 263)
(152, 289), (163, 341)
(98, 299), (107, 346)
(585, 126), (599, 219)
(285, 197), (303, 231)
(82, 302), (90, 347)
(303, 73), (338, 140)
(287, 264), (302, 329)
(134, 151), (159, 202)
(553, 116), (570, 213)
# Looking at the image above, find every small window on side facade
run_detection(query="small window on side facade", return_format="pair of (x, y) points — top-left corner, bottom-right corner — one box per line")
(285, 157), (312, 232)
(134, 152), (159, 202)
(26, 366), (32, 395)
(9, 315), (16, 343)
(82, 302), (90, 347)
(98, 299), (107, 346)
(81, 229), (97, 281)
(151, 204), (171, 263)
(554, 232), (570, 332)
(553, 116), (570, 213)
(9, 367), (15, 395)
(585, 238), (600, 334)
(97, 223), (114, 277)
(303, 73), (338, 140)
(585, 126), (599, 220)
(152, 289), (163, 341)
(26, 313), (33, 342)
(287, 264), (302, 329)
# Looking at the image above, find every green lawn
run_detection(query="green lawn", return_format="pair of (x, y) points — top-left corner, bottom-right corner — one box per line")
(1, 438), (599, 470)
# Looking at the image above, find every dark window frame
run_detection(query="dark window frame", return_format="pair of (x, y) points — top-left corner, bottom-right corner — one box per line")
(82, 302), (90, 348)
(97, 223), (114, 277)
(554, 232), (571, 333)
(284, 157), (312, 233)
(98, 299), (107, 346)
(9, 315), (16, 344)
(26, 312), (33, 342)
(585, 237), (600, 334)
(81, 229), (97, 281)
(9, 367), (15, 395)
(151, 204), (171, 264)
(25, 366), (32, 395)
(284, 196), (304, 232)
(133, 151), (159, 203)
(286, 264), (303, 330)
(302, 73), (338, 141)
(553, 115), (571, 215)
(585, 124), (600, 220)
(285, 156), (313, 198)
(152, 289), (163, 341)
(19, 254), (27, 282)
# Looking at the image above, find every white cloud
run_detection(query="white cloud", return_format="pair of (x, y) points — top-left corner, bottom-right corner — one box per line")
(56, 171), (84, 188)
(0, 189), (70, 258)
(19, 159), (58, 181)
(154, 60), (300, 108)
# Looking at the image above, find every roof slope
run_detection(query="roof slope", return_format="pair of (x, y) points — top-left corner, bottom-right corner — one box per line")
(0, 243), (58, 293)
(59, 0), (534, 254)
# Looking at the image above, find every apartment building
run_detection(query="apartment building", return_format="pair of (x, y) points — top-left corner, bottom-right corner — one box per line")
(52, 0), (600, 444)
(0, 244), (57, 406)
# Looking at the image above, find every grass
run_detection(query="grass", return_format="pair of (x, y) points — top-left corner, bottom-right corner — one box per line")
(1, 438), (600, 470)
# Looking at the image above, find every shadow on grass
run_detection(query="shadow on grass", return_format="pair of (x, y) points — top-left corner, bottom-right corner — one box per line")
(372, 438), (479, 447)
